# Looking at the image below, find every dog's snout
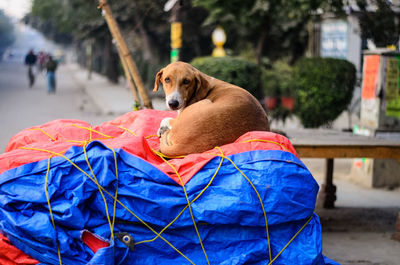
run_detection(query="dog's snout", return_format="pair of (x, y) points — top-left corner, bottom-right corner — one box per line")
(168, 100), (180, 110)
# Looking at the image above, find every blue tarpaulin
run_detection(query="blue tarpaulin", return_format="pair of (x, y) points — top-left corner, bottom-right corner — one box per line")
(0, 142), (338, 264)
(0, 110), (339, 264)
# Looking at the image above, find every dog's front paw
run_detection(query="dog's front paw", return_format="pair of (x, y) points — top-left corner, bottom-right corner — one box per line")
(157, 117), (172, 138)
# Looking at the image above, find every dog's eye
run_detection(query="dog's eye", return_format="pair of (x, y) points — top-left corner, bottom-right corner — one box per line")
(183, 79), (190, 85)
(164, 77), (170, 83)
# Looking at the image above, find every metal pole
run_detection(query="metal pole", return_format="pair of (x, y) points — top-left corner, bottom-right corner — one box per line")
(98, 0), (153, 109)
(170, 1), (182, 62)
(323, 158), (337, 209)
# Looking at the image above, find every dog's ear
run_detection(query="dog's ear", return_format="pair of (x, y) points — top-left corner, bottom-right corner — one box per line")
(153, 69), (163, 92)
(193, 71), (211, 101)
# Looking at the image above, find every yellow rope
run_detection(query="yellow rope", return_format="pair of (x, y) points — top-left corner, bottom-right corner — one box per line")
(28, 125), (116, 145)
(20, 127), (310, 264)
(118, 126), (137, 136)
(214, 147), (272, 262)
(89, 126), (93, 142)
(268, 215), (313, 264)
(135, 153), (224, 246)
(214, 146), (313, 264)
(70, 124), (114, 139)
(116, 125), (157, 140)
(82, 145), (116, 240)
(158, 154), (211, 265)
(65, 140), (89, 145)
(151, 148), (186, 160)
(19, 146), (195, 265)
(65, 138), (114, 144)
(109, 146), (119, 233)
(240, 139), (291, 153)
(118, 126), (185, 159)
(145, 145), (310, 264)
(44, 156), (63, 265)
(29, 128), (56, 141)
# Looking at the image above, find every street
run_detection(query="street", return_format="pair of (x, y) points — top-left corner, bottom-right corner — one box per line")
(1, 22), (400, 265)
(0, 24), (118, 151)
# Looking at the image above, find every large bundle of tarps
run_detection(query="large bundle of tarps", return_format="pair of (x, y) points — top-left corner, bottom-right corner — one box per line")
(0, 110), (339, 265)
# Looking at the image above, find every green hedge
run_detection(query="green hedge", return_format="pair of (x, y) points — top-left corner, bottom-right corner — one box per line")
(261, 60), (295, 123)
(190, 56), (264, 100)
(262, 60), (294, 97)
(293, 57), (356, 128)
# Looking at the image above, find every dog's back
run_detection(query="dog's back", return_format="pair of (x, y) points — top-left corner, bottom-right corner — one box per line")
(155, 62), (269, 156)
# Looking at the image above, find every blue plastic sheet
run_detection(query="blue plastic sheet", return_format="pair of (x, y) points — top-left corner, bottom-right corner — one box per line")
(0, 141), (339, 264)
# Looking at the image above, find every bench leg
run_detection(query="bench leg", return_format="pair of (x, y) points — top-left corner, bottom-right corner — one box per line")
(394, 212), (400, 242)
(322, 158), (337, 209)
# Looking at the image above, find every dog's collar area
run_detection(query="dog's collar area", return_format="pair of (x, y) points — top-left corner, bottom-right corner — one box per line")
(186, 85), (198, 106)
(205, 86), (214, 99)
(186, 85), (213, 107)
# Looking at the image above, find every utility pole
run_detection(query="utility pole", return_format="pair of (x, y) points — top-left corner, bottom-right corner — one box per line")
(98, 0), (153, 109)
(164, 0), (183, 62)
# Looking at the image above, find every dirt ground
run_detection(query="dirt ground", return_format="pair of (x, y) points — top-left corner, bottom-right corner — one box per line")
(303, 158), (400, 265)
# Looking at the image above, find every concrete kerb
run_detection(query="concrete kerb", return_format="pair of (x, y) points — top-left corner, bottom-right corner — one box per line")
(65, 63), (137, 115)
(65, 63), (167, 114)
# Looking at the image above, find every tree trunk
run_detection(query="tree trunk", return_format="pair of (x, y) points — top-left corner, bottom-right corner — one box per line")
(103, 35), (119, 83)
(137, 24), (157, 65)
(256, 23), (269, 66)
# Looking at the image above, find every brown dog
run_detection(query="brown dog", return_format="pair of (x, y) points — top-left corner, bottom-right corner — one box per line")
(153, 61), (270, 157)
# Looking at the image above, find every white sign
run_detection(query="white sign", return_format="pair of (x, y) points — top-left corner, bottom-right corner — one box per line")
(321, 21), (348, 59)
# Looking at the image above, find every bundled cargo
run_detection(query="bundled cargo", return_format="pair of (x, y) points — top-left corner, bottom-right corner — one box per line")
(0, 110), (338, 265)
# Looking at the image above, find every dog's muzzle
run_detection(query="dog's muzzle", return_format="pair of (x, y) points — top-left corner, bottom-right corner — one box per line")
(168, 99), (180, 110)
(166, 89), (183, 110)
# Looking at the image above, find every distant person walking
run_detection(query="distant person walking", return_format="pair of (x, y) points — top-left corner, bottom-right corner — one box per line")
(24, 49), (37, 87)
(45, 55), (58, 94)
(37, 51), (47, 72)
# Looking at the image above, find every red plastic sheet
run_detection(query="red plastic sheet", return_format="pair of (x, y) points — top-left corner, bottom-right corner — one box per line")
(0, 233), (38, 265)
(81, 231), (110, 254)
(0, 110), (297, 263)
(1, 109), (297, 185)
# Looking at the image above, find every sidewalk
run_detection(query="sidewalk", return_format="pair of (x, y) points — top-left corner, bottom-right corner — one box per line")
(65, 61), (400, 265)
(65, 63), (167, 115)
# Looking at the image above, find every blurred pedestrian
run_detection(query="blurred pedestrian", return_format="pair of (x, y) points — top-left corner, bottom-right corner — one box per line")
(24, 49), (37, 87)
(45, 55), (58, 94)
(37, 51), (46, 72)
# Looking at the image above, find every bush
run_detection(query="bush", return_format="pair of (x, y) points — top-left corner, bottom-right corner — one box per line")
(261, 60), (295, 123)
(190, 56), (264, 100)
(262, 60), (294, 97)
(293, 57), (356, 128)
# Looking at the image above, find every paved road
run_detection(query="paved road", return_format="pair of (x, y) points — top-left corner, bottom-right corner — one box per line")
(0, 23), (120, 152)
(0, 62), (118, 152)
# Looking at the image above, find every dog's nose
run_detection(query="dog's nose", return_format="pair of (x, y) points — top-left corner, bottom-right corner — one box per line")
(168, 100), (180, 110)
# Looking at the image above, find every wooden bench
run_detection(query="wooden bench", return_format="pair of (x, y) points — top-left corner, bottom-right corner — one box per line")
(285, 129), (400, 208)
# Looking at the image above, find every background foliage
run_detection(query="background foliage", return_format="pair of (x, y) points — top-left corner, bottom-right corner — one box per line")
(193, 0), (344, 65)
(262, 60), (295, 123)
(26, 0), (347, 83)
(0, 10), (15, 59)
(293, 58), (356, 128)
(25, 0), (398, 127)
(191, 56), (263, 100)
(357, 0), (400, 47)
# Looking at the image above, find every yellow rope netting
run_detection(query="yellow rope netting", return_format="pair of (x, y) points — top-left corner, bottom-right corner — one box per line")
(29, 128), (57, 141)
(19, 125), (314, 264)
(44, 156), (62, 265)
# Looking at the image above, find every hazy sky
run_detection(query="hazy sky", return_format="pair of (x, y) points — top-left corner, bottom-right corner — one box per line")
(0, 0), (31, 19)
